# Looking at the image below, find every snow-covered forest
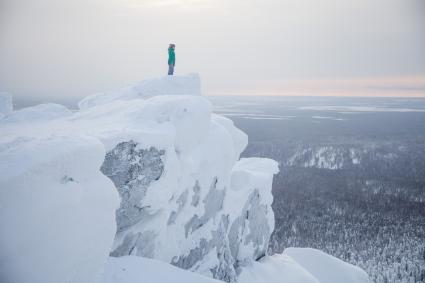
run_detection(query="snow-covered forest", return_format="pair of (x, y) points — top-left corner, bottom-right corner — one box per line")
(243, 135), (425, 283)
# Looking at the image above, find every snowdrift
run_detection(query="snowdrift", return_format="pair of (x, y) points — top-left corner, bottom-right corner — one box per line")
(283, 248), (370, 283)
(239, 248), (371, 283)
(0, 135), (119, 283)
(2, 103), (72, 123)
(103, 256), (222, 283)
(104, 248), (371, 283)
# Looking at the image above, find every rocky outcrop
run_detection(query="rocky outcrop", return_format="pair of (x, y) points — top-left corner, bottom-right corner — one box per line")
(92, 75), (279, 282)
(19, 73), (279, 283)
(102, 141), (278, 282)
(100, 141), (165, 232)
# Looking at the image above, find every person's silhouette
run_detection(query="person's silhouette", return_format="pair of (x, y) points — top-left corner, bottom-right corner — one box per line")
(168, 44), (176, 75)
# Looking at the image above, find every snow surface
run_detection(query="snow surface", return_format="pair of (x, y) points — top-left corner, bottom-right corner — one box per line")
(78, 73), (201, 110)
(104, 248), (371, 283)
(1, 103), (72, 123)
(283, 248), (371, 283)
(239, 248), (371, 283)
(0, 135), (119, 283)
(0, 92), (13, 118)
(103, 256), (222, 283)
(227, 157), (278, 221)
(238, 253), (320, 283)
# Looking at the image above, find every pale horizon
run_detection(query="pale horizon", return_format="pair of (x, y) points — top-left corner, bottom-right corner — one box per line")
(1, 0), (424, 100)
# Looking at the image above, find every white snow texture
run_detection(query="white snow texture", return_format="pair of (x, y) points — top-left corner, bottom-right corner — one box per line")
(0, 73), (370, 283)
(238, 248), (371, 283)
(0, 135), (119, 283)
(0, 92), (13, 119)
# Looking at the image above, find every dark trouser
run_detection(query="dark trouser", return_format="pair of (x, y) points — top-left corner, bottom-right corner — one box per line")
(168, 64), (174, 75)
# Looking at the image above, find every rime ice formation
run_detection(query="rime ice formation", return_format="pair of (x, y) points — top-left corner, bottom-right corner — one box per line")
(78, 73), (201, 110)
(0, 74), (278, 283)
(92, 84), (279, 282)
(0, 135), (119, 283)
(0, 74), (371, 283)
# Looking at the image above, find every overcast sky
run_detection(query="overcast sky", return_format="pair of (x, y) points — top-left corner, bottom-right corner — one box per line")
(1, 0), (424, 100)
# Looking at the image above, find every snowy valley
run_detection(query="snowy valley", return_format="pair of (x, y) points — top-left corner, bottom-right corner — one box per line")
(0, 74), (370, 283)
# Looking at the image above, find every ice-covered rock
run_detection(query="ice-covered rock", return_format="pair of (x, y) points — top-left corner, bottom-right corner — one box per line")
(1, 73), (369, 283)
(97, 99), (278, 282)
(0, 135), (119, 283)
(76, 75), (278, 282)
(226, 158), (277, 270)
(78, 73), (201, 110)
(0, 92), (13, 118)
(100, 141), (166, 232)
(0, 73), (278, 283)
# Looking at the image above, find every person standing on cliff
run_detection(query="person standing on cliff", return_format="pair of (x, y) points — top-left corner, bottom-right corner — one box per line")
(168, 44), (176, 75)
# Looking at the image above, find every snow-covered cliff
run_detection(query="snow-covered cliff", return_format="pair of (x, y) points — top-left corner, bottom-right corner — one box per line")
(0, 74), (277, 283)
(0, 74), (370, 283)
(85, 76), (278, 282)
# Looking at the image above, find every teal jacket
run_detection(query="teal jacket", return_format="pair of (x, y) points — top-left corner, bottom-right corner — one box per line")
(168, 48), (175, 65)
